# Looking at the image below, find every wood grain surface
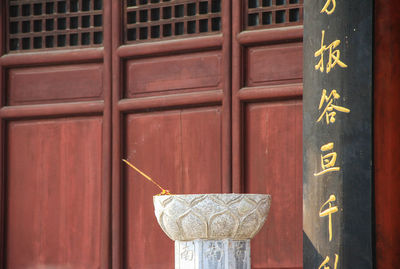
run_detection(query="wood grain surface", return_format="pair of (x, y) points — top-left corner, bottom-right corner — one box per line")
(374, 1), (400, 267)
(6, 118), (103, 269)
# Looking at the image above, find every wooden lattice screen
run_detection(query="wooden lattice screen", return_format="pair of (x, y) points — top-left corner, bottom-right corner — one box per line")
(7, 0), (103, 52)
(124, 0), (222, 44)
(245, 0), (303, 30)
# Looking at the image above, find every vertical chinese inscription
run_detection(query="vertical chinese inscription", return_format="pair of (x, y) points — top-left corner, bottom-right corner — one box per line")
(319, 195), (338, 242)
(317, 89), (350, 124)
(314, 142), (340, 176)
(314, 30), (347, 73)
(320, 0), (335, 15)
(303, 0), (373, 268)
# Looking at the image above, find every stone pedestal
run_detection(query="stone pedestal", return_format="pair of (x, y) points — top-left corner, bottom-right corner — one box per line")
(175, 239), (250, 269)
(153, 193), (271, 269)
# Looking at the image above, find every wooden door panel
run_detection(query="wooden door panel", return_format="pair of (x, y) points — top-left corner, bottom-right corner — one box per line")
(1, 1), (111, 268)
(125, 51), (222, 97)
(6, 117), (103, 269)
(113, 0), (231, 266)
(246, 43), (303, 87)
(180, 107), (222, 193)
(233, 1), (304, 264)
(244, 101), (302, 269)
(124, 107), (222, 268)
(7, 63), (104, 105)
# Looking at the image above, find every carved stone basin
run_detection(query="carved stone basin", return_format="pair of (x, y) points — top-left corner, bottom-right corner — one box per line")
(153, 193), (271, 241)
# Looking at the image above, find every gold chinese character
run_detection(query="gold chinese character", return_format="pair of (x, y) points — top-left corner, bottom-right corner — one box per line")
(321, 0), (336, 15)
(315, 30), (348, 73)
(317, 89), (350, 124)
(319, 195), (339, 241)
(314, 142), (340, 176)
(319, 254), (339, 269)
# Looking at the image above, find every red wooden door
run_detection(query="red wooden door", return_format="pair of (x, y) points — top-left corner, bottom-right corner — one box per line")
(0, 1), (112, 268)
(0, 0), (303, 268)
(232, 1), (303, 268)
(112, 1), (231, 267)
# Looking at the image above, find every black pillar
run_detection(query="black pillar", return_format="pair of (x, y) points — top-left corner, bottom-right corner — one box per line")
(303, 0), (373, 268)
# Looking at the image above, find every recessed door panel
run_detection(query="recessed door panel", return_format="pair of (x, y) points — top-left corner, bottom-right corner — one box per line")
(246, 43), (303, 87)
(244, 100), (302, 269)
(124, 107), (222, 268)
(125, 51), (222, 97)
(6, 117), (103, 269)
(7, 63), (104, 105)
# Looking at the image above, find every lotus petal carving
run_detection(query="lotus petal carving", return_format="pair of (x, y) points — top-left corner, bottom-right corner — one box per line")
(153, 193), (271, 241)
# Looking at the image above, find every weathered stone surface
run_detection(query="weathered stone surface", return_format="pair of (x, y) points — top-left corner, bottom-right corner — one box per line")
(175, 239), (251, 269)
(153, 194), (271, 241)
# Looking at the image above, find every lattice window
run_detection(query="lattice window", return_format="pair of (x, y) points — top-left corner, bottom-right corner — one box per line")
(124, 0), (222, 44)
(7, 0), (103, 52)
(245, 0), (303, 30)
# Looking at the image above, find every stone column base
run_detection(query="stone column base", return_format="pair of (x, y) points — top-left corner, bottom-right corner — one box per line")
(175, 239), (250, 269)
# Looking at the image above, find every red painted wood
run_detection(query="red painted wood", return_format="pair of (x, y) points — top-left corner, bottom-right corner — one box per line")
(117, 35), (223, 58)
(0, 2), (3, 59)
(231, 4), (242, 194)
(8, 64), (103, 105)
(124, 108), (222, 268)
(0, 3), (5, 265)
(0, 101), (104, 119)
(0, 117), (4, 268)
(6, 117), (103, 269)
(237, 26), (303, 45)
(374, 1), (400, 268)
(0, 48), (103, 67)
(246, 43), (303, 87)
(232, 2), (303, 268)
(0, 3), (3, 58)
(0, 0), (305, 267)
(112, 0), (232, 266)
(1, 4), (112, 269)
(125, 51), (222, 97)
(221, 0), (232, 193)
(118, 90), (223, 112)
(111, 0), (123, 267)
(101, 1), (112, 267)
(238, 83), (302, 101)
(244, 100), (302, 269)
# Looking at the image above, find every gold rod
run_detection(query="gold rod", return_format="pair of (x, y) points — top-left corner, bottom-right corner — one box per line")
(122, 159), (171, 195)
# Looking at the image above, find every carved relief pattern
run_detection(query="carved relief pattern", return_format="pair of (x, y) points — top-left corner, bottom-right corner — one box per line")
(234, 241), (247, 262)
(176, 239), (250, 269)
(180, 242), (194, 261)
(154, 194), (271, 241)
(205, 241), (224, 262)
